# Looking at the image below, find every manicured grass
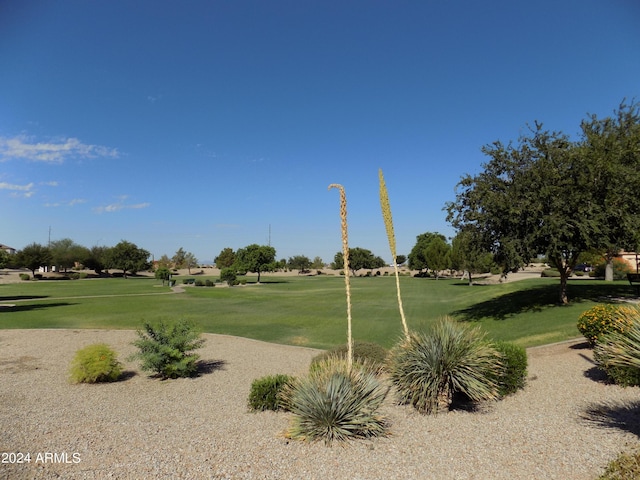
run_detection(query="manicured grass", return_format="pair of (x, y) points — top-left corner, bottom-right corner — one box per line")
(0, 274), (637, 349)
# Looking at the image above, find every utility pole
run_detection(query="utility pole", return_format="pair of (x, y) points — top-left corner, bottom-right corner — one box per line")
(48, 226), (51, 247)
(268, 224), (271, 247)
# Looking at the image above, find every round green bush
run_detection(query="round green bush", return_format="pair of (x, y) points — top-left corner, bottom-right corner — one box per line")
(540, 268), (561, 277)
(310, 341), (388, 373)
(492, 341), (527, 396)
(220, 268), (237, 285)
(19, 273), (30, 281)
(69, 343), (123, 383)
(577, 304), (636, 346)
(248, 374), (294, 411)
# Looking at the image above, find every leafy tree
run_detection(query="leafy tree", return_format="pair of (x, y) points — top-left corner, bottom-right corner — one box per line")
(450, 228), (495, 285)
(107, 240), (150, 277)
(156, 254), (172, 269)
(408, 232), (448, 272)
(234, 244), (276, 283)
(446, 102), (640, 304)
(172, 247), (187, 269)
(395, 254), (407, 266)
(288, 255), (312, 272)
(332, 248), (385, 275)
(423, 236), (451, 279)
(83, 245), (110, 274)
(49, 238), (89, 272)
(311, 256), (325, 269)
(0, 250), (10, 269)
(155, 266), (172, 285)
(16, 243), (52, 276)
(214, 247), (236, 269)
(183, 251), (198, 274)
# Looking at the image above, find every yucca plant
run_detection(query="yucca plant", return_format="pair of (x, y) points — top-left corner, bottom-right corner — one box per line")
(388, 317), (502, 414)
(595, 309), (640, 384)
(281, 357), (389, 445)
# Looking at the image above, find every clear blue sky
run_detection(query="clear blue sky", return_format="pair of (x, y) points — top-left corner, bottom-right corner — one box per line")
(2, 1), (639, 265)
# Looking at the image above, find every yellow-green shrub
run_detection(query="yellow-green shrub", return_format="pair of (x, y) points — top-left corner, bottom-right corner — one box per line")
(69, 343), (122, 383)
(577, 304), (636, 346)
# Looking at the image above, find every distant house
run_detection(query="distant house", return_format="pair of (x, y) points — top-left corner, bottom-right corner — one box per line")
(0, 244), (16, 255)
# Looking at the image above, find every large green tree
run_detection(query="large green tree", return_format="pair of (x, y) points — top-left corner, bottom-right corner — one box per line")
(446, 102), (640, 304)
(214, 247), (236, 269)
(408, 232), (448, 272)
(287, 255), (312, 272)
(423, 235), (451, 279)
(331, 247), (385, 276)
(16, 243), (52, 276)
(450, 228), (495, 285)
(49, 238), (89, 272)
(234, 244), (276, 283)
(107, 240), (150, 277)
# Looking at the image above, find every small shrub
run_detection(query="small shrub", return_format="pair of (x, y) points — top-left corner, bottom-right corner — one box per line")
(598, 450), (640, 479)
(540, 268), (561, 277)
(311, 341), (388, 373)
(577, 304), (636, 346)
(281, 357), (389, 444)
(594, 258), (633, 280)
(248, 374), (294, 411)
(220, 267), (237, 285)
(594, 309), (640, 386)
(78, 272), (88, 279)
(19, 273), (30, 281)
(194, 279), (204, 287)
(69, 273), (80, 280)
(69, 343), (122, 383)
(388, 318), (501, 414)
(205, 279), (214, 287)
(129, 319), (205, 379)
(492, 341), (527, 396)
(239, 278), (247, 285)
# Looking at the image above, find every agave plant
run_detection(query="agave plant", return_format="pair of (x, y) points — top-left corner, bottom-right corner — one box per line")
(281, 357), (389, 445)
(595, 307), (640, 373)
(388, 317), (502, 414)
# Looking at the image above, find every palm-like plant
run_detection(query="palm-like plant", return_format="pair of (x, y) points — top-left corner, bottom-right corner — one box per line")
(281, 357), (389, 444)
(595, 308), (640, 372)
(388, 317), (502, 414)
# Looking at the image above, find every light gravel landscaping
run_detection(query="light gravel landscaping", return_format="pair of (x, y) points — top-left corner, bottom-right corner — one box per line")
(1, 329), (640, 479)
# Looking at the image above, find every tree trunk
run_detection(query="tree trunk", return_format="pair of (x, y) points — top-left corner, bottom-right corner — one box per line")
(605, 259), (614, 282)
(256, 270), (261, 283)
(559, 270), (569, 305)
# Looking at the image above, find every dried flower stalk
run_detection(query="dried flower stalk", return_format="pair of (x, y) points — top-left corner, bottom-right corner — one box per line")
(328, 183), (353, 369)
(379, 169), (409, 340)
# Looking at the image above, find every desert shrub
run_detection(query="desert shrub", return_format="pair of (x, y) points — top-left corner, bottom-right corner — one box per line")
(205, 279), (215, 287)
(69, 343), (122, 383)
(130, 319), (205, 379)
(280, 357), (389, 444)
(220, 267), (236, 285)
(577, 304), (636, 347)
(248, 374), (294, 411)
(310, 341), (388, 373)
(387, 318), (501, 414)
(594, 258), (633, 280)
(194, 279), (204, 286)
(598, 449), (640, 479)
(594, 310), (640, 386)
(239, 278), (247, 285)
(492, 341), (527, 396)
(19, 273), (30, 281)
(78, 272), (88, 279)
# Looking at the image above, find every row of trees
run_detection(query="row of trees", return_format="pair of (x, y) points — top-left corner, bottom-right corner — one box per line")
(446, 101), (640, 303)
(5, 239), (153, 277)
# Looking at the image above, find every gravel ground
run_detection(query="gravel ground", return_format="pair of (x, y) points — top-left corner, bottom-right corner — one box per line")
(1, 330), (640, 480)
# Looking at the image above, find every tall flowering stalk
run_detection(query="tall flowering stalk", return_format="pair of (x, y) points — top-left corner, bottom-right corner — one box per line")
(379, 169), (409, 340)
(328, 183), (353, 369)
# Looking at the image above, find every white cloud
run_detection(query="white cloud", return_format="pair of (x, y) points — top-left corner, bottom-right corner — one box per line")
(44, 198), (86, 208)
(0, 135), (120, 163)
(0, 181), (35, 198)
(94, 199), (150, 214)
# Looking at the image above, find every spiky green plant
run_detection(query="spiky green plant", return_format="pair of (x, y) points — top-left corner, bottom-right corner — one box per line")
(388, 317), (502, 414)
(379, 169), (409, 340)
(328, 183), (353, 369)
(130, 319), (205, 379)
(281, 356), (389, 444)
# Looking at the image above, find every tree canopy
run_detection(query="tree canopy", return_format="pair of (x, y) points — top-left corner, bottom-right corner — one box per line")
(215, 247), (236, 269)
(287, 255), (312, 272)
(446, 101), (640, 304)
(408, 232), (449, 273)
(234, 244), (276, 283)
(107, 240), (151, 277)
(331, 247), (385, 275)
(16, 243), (52, 276)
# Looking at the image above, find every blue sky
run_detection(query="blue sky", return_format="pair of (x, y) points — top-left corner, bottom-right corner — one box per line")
(1, 1), (639, 265)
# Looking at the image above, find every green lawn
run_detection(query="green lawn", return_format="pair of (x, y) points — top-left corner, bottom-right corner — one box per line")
(0, 274), (636, 349)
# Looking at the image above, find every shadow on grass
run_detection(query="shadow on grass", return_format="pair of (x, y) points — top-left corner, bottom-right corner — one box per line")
(454, 282), (638, 321)
(581, 400), (640, 438)
(0, 302), (76, 313)
(0, 295), (49, 301)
